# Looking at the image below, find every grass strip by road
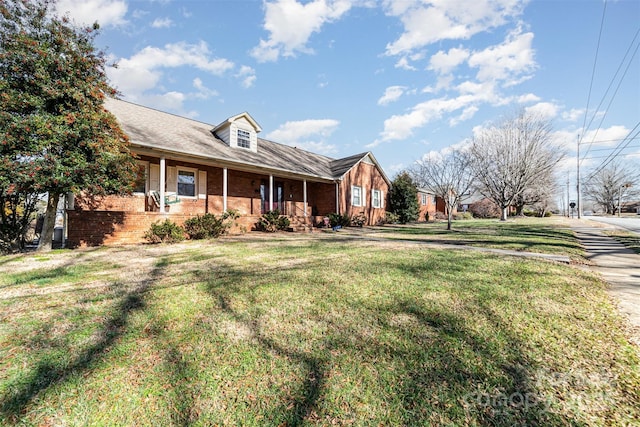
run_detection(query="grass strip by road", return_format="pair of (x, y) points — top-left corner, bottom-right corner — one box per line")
(0, 230), (638, 426)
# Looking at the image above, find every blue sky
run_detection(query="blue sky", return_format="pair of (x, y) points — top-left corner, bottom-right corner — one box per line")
(56, 0), (639, 191)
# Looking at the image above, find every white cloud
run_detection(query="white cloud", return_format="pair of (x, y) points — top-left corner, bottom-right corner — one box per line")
(108, 42), (235, 112)
(582, 125), (631, 147)
(517, 93), (541, 103)
(384, 0), (524, 56)
(56, 0), (128, 27)
(562, 108), (585, 122)
(151, 17), (173, 28)
(525, 102), (559, 120)
(192, 78), (219, 99)
(265, 119), (340, 153)
(236, 66), (257, 88)
(395, 57), (417, 71)
(378, 86), (407, 106)
(468, 27), (536, 85)
(108, 41), (234, 96)
(428, 47), (470, 74)
(251, 0), (353, 62)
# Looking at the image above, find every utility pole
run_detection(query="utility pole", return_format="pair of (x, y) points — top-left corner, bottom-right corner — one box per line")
(577, 134), (581, 219)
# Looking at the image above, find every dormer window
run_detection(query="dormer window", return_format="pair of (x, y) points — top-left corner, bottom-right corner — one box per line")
(237, 129), (251, 149)
(212, 112), (261, 153)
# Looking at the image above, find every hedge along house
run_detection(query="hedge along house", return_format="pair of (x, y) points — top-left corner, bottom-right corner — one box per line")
(66, 98), (391, 246)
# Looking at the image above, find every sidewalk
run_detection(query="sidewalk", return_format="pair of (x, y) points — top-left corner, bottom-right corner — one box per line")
(571, 221), (640, 341)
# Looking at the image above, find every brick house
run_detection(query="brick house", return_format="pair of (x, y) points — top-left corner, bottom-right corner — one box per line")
(66, 98), (390, 246)
(417, 189), (437, 221)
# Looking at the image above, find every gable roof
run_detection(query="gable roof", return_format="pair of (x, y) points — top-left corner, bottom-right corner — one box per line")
(104, 98), (389, 185)
(212, 112), (262, 133)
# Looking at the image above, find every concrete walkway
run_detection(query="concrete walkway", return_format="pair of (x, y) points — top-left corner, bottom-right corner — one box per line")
(571, 221), (640, 338)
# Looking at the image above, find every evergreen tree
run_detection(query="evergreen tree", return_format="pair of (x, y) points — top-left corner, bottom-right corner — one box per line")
(0, 0), (137, 251)
(389, 172), (419, 224)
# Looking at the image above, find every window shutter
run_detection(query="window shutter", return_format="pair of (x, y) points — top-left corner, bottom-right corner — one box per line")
(198, 170), (207, 199)
(167, 166), (177, 192)
(361, 186), (366, 207)
(149, 164), (160, 192)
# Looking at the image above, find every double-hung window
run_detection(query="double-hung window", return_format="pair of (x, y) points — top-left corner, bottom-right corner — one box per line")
(237, 129), (251, 149)
(372, 189), (382, 208)
(177, 169), (196, 197)
(421, 193), (427, 206)
(352, 185), (363, 207)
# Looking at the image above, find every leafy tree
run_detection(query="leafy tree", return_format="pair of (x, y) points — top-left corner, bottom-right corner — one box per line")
(0, 191), (40, 252)
(468, 111), (563, 221)
(388, 172), (419, 224)
(410, 149), (474, 230)
(0, 0), (137, 251)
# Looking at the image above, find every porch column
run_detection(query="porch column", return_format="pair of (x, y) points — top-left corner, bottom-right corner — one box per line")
(160, 156), (166, 213)
(335, 182), (340, 214)
(269, 174), (274, 211)
(223, 167), (228, 212)
(303, 179), (307, 217)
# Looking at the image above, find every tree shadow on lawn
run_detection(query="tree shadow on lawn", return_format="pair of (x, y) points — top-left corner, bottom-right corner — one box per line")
(203, 254), (583, 426)
(0, 257), (170, 424)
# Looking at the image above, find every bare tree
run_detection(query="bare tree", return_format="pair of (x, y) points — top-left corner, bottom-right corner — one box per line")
(410, 149), (474, 230)
(583, 162), (639, 214)
(468, 111), (563, 220)
(513, 172), (559, 216)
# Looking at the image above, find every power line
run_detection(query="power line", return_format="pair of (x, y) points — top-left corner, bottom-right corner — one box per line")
(586, 121), (640, 180)
(580, 28), (640, 162)
(585, 144), (640, 152)
(579, 0), (607, 147)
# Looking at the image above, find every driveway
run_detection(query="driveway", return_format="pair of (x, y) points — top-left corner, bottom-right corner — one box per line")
(583, 215), (640, 234)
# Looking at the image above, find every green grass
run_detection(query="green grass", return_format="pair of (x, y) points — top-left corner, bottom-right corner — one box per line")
(0, 223), (638, 426)
(364, 217), (585, 259)
(604, 230), (640, 254)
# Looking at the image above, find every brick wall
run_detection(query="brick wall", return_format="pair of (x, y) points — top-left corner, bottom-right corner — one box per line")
(339, 161), (389, 225)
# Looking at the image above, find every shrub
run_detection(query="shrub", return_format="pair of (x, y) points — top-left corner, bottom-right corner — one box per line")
(434, 211), (447, 220)
(453, 212), (474, 220)
(183, 209), (239, 239)
(382, 211), (400, 224)
(350, 213), (366, 227)
(144, 219), (185, 243)
(256, 210), (290, 232)
(469, 199), (501, 219)
(328, 212), (351, 228)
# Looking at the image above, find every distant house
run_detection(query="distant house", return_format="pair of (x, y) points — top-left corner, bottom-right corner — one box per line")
(417, 189), (437, 220)
(66, 99), (390, 246)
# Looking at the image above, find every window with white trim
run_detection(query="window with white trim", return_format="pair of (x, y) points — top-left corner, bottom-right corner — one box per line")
(421, 193), (427, 205)
(372, 189), (382, 208)
(352, 185), (363, 207)
(177, 168), (196, 197)
(237, 129), (251, 149)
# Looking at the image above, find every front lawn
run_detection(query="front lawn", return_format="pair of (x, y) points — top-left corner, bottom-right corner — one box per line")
(0, 227), (638, 425)
(361, 217), (585, 260)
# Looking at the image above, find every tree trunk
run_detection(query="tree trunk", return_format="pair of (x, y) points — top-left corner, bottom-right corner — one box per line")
(37, 192), (60, 252)
(447, 209), (452, 230)
(500, 207), (508, 221)
(515, 204), (525, 216)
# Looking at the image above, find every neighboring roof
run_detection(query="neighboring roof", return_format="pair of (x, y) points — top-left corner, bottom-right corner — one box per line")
(104, 98), (389, 183)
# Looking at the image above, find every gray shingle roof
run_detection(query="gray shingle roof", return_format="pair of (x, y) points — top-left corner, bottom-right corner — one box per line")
(104, 98), (371, 182)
